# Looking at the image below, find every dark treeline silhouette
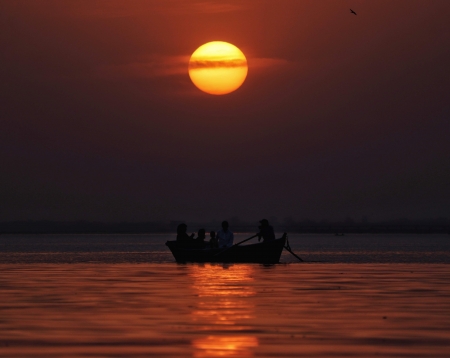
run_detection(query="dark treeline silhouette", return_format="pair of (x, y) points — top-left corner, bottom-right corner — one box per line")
(0, 221), (168, 234)
(1, 218), (449, 234)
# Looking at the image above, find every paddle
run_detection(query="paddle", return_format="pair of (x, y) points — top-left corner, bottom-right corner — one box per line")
(284, 235), (304, 262)
(213, 234), (258, 257)
(284, 245), (304, 262)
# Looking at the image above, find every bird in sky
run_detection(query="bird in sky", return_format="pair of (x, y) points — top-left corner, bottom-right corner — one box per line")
(350, 9), (357, 15)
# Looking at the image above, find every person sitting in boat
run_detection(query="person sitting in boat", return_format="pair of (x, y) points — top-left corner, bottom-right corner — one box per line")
(217, 221), (234, 248)
(176, 223), (195, 247)
(196, 228), (207, 247)
(258, 219), (276, 242)
(209, 230), (218, 248)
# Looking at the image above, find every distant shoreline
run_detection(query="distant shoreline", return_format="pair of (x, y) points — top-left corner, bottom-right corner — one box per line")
(1, 221), (449, 235)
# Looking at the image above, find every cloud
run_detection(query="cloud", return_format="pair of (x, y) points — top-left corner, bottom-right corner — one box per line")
(97, 55), (293, 80)
(4, 0), (244, 20)
(97, 55), (190, 79)
(65, 0), (243, 18)
(249, 58), (292, 69)
(189, 59), (247, 69)
(190, 1), (244, 14)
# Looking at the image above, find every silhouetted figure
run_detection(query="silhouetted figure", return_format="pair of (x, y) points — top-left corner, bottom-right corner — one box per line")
(350, 9), (357, 15)
(176, 223), (195, 248)
(209, 230), (218, 248)
(217, 221), (234, 248)
(196, 228), (207, 247)
(258, 219), (276, 242)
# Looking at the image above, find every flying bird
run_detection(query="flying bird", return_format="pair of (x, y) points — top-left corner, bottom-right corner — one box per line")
(350, 9), (357, 15)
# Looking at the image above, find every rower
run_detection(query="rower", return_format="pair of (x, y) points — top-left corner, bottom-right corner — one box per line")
(258, 219), (276, 242)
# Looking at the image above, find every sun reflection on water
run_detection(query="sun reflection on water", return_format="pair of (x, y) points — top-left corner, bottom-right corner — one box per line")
(189, 264), (258, 357)
(193, 336), (258, 357)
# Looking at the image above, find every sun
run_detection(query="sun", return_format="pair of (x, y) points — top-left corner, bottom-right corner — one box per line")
(188, 41), (248, 95)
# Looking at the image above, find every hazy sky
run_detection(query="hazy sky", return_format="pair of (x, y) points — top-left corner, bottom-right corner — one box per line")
(1, 0), (449, 223)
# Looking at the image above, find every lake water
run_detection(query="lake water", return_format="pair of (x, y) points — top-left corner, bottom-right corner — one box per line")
(1, 234), (450, 357)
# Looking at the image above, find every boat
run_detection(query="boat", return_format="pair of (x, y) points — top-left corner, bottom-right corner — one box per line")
(166, 235), (287, 264)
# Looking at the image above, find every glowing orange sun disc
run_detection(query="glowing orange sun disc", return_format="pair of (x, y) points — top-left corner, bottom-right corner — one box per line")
(188, 41), (248, 95)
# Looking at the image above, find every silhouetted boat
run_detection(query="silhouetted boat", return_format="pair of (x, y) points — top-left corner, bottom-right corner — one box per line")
(166, 236), (286, 264)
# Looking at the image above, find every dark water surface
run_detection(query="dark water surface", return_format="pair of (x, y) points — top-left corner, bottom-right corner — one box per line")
(1, 234), (450, 357)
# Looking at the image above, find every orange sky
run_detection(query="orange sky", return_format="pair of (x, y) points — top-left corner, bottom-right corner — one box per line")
(1, 0), (449, 222)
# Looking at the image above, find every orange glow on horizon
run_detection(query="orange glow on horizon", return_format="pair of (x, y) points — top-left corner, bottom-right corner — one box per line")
(188, 41), (248, 95)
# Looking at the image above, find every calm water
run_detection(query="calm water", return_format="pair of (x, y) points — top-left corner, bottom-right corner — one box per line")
(1, 234), (450, 357)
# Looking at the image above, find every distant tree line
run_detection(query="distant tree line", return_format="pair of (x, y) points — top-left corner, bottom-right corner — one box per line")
(0, 221), (168, 234)
(1, 218), (449, 234)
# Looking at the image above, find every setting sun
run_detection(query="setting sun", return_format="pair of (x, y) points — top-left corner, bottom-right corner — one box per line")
(188, 41), (248, 95)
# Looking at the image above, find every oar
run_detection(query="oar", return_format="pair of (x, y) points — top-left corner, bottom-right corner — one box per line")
(284, 245), (303, 262)
(283, 235), (304, 262)
(213, 234), (258, 257)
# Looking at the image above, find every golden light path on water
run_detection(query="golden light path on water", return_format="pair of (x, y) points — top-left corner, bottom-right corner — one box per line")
(1, 263), (450, 357)
(189, 265), (258, 357)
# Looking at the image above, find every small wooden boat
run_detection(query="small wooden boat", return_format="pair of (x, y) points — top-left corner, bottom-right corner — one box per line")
(166, 235), (286, 264)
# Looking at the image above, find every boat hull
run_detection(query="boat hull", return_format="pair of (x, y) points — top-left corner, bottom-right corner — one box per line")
(166, 236), (286, 264)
